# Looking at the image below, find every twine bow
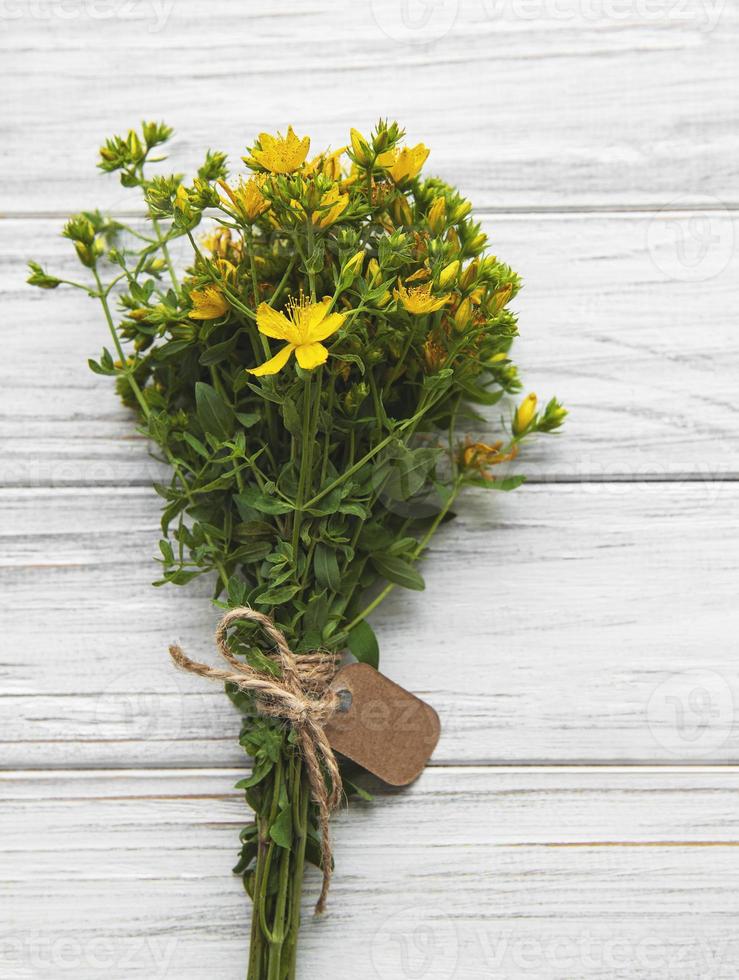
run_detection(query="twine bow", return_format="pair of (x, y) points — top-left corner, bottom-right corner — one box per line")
(168, 607), (343, 912)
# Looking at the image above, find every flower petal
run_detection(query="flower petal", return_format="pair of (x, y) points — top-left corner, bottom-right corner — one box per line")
(256, 303), (293, 340)
(303, 298), (333, 333)
(295, 342), (329, 370)
(247, 343), (295, 377)
(307, 311), (346, 342)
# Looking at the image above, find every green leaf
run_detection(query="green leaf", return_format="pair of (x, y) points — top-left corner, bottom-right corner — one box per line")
(182, 431), (210, 458)
(254, 582), (301, 605)
(235, 411), (261, 428)
(155, 338), (194, 360)
(347, 620), (380, 669)
(227, 576), (248, 606)
(332, 352), (365, 375)
(198, 336), (238, 366)
(305, 486), (342, 517)
(466, 474), (526, 491)
(88, 357), (115, 376)
(153, 567), (201, 586)
(247, 381), (283, 405)
(281, 397), (301, 437)
(232, 841), (258, 876)
(236, 487), (293, 516)
(458, 379), (504, 406)
(158, 539), (174, 563)
(269, 806), (293, 848)
(314, 542), (341, 593)
(342, 775), (374, 802)
(195, 381), (235, 439)
(374, 444), (441, 501)
(371, 554), (425, 591)
(235, 758), (273, 789)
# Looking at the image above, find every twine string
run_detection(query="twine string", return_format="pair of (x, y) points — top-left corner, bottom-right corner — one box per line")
(168, 606), (342, 913)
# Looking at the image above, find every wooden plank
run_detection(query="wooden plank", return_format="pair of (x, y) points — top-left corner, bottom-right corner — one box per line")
(2, 767), (739, 978)
(5, 211), (739, 486)
(1, 1), (738, 212)
(2, 482), (737, 767)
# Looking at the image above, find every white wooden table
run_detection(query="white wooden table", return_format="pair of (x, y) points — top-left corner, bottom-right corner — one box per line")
(2, 2), (738, 977)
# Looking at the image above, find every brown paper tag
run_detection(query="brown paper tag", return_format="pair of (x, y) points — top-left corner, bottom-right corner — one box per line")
(323, 663), (441, 786)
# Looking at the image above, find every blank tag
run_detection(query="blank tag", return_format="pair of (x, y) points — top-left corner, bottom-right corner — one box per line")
(323, 663), (441, 786)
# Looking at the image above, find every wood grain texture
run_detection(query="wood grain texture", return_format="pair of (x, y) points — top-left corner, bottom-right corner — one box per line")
(3, 768), (739, 978)
(1, 0), (738, 212)
(2, 482), (737, 767)
(5, 210), (739, 486)
(3, 0), (739, 969)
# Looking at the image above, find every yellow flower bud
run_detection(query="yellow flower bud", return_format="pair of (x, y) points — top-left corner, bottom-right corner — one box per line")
(392, 195), (414, 226)
(513, 393), (537, 435)
(350, 128), (371, 164)
(438, 260), (460, 289)
(368, 258), (381, 285)
(427, 197), (446, 234)
(127, 129), (143, 161)
(460, 260), (478, 290)
(343, 250), (365, 277)
(469, 232), (488, 252)
(491, 283), (513, 313)
(453, 297), (472, 331)
(174, 185), (190, 212)
(451, 200), (472, 222)
(469, 287), (485, 304)
(74, 241), (94, 267)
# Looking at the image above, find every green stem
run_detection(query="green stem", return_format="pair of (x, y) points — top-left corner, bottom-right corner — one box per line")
(269, 254), (296, 309)
(151, 216), (180, 296)
(291, 377), (314, 557)
(285, 763), (310, 979)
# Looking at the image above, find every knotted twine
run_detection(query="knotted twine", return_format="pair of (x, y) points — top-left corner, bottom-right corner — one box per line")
(168, 607), (343, 913)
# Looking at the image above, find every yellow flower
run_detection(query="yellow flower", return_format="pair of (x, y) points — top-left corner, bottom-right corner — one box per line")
(458, 438), (518, 479)
(513, 393), (538, 434)
(247, 127), (310, 174)
(394, 282), (450, 315)
(201, 227), (234, 258)
(404, 266), (431, 284)
(219, 176), (270, 221)
(189, 286), (229, 320)
(377, 143), (429, 183)
(305, 146), (346, 180)
(248, 296), (347, 376)
(314, 184), (349, 228)
(214, 258), (237, 285)
(422, 337), (446, 372)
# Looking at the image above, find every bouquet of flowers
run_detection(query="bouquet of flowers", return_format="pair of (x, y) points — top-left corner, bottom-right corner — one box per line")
(29, 119), (565, 979)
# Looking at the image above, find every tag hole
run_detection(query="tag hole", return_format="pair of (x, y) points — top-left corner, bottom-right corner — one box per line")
(335, 688), (353, 713)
